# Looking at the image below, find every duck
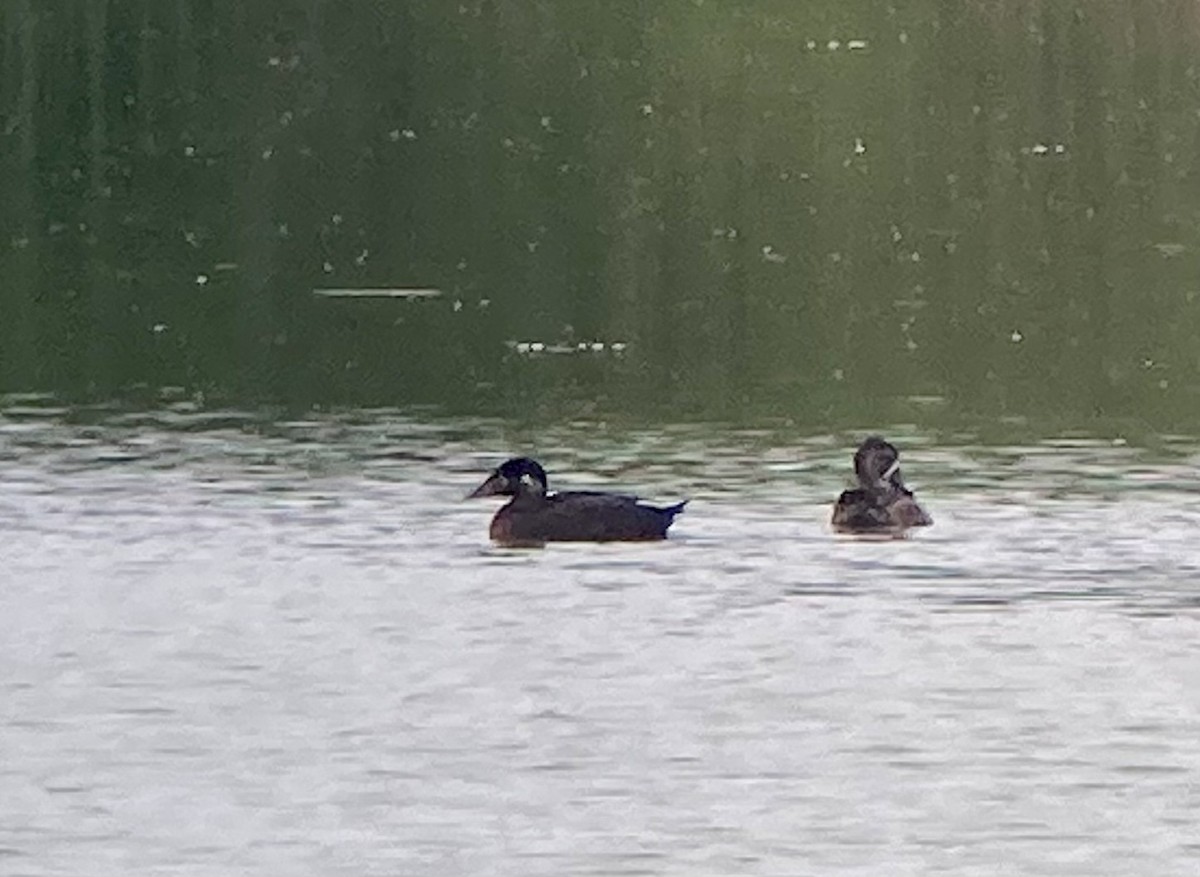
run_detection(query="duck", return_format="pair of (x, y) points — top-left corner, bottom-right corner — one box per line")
(831, 436), (932, 534)
(467, 457), (687, 546)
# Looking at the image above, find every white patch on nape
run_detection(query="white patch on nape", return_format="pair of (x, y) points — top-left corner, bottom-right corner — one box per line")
(881, 459), (901, 481)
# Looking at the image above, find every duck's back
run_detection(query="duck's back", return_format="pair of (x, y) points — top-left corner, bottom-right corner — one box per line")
(491, 491), (685, 545)
(832, 488), (931, 533)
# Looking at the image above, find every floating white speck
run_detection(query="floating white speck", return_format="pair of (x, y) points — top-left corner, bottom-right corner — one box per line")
(515, 342), (531, 354)
(827, 40), (841, 51)
(453, 299), (463, 312)
(591, 342), (605, 352)
(402, 128), (417, 140)
(355, 249), (368, 266)
(806, 40), (817, 50)
(641, 104), (654, 116)
(899, 32), (909, 44)
(611, 342), (627, 352)
(331, 214), (343, 226)
(1054, 144), (1065, 154)
(389, 129), (400, 141)
(1032, 144), (1049, 155)
(832, 368), (845, 381)
(1011, 329), (1023, 343)
(261, 147), (273, 160)
(847, 39), (868, 50)
(854, 138), (866, 155)
(541, 116), (552, 129)
(530, 342), (545, 352)
(152, 323), (168, 334)
(196, 274), (209, 285)
(322, 261), (334, 273)
(478, 298), (491, 309)
(761, 245), (787, 264)
(184, 145), (196, 157)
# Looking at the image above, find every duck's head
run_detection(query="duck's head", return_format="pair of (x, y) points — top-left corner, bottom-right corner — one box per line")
(853, 436), (905, 490)
(467, 457), (549, 499)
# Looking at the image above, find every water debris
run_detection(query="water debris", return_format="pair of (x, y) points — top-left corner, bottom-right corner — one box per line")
(1010, 329), (1024, 343)
(313, 288), (443, 299)
(508, 339), (628, 356)
(761, 245), (787, 264)
(854, 138), (867, 155)
(1027, 143), (1067, 156)
(195, 274), (209, 286)
(1153, 243), (1186, 258)
(808, 38), (868, 52)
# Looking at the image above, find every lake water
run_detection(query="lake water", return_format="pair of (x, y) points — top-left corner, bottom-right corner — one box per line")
(3, 405), (1198, 875)
(5, 2), (1200, 870)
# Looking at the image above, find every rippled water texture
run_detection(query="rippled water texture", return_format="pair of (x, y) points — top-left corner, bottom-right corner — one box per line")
(3, 406), (1199, 875)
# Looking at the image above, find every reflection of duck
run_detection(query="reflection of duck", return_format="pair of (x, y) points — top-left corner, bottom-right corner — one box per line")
(467, 457), (687, 546)
(832, 436), (932, 534)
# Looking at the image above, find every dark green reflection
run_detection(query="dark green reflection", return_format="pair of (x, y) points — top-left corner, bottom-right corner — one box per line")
(2, 1), (1199, 427)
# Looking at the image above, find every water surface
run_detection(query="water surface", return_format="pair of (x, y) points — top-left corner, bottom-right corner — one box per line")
(3, 406), (1198, 875)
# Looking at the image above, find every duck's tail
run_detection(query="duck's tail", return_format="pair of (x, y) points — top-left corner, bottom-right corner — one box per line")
(661, 500), (688, 519)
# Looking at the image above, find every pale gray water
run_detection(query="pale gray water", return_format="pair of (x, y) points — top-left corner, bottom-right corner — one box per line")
(2, 408), (1199, 876)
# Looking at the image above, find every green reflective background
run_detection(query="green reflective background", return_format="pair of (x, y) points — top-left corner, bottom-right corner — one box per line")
(3, 1), (1199, 428)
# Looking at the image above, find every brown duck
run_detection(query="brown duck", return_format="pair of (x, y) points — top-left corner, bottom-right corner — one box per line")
(832, 436), (932, 534)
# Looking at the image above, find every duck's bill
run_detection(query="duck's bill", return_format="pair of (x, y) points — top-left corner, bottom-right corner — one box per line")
(467, 473), (506, 499)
